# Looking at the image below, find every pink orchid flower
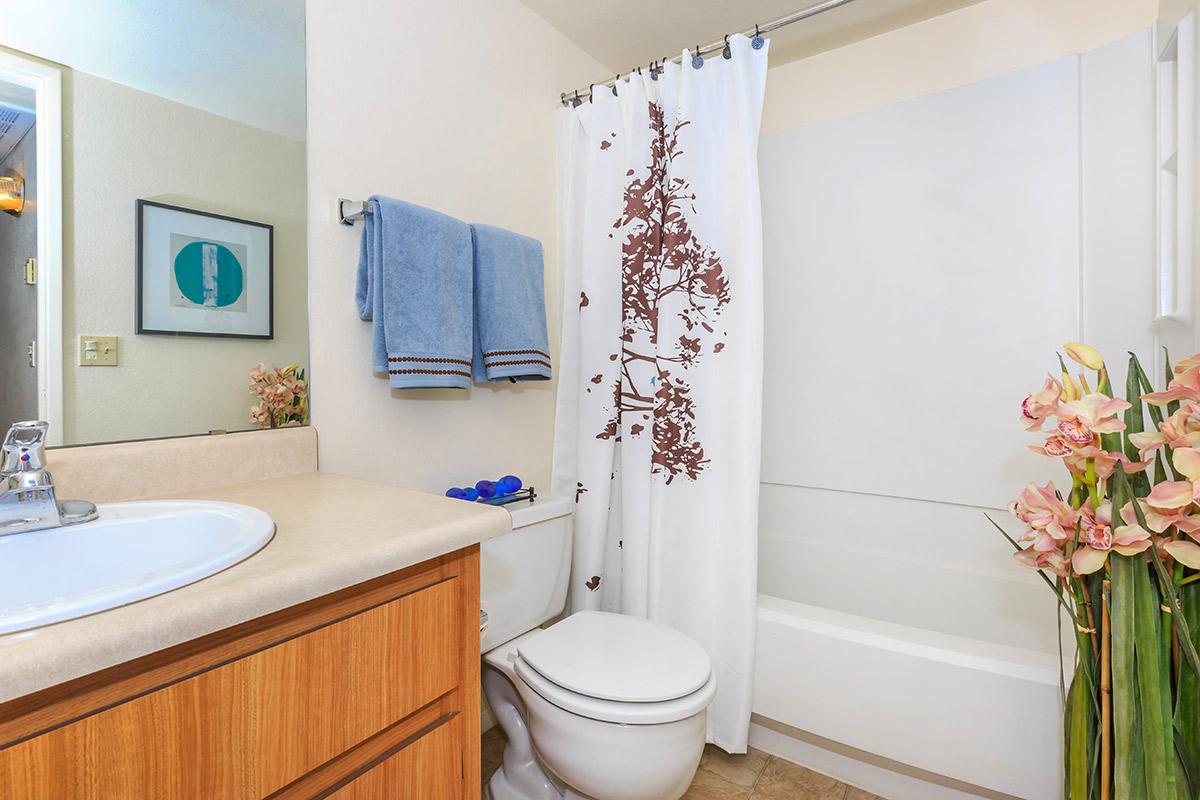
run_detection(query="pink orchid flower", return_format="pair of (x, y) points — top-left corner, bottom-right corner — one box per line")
(1160, 446), (1200, 507)
(1175, 353), (1200, 374)
(1027, 434), (1073, 458)
(1128, 403), (1200, 456)
(1010, 482), (1077, 549)
(250, 400), (271, 426)
(1175, 513), (1200, 539)
(1166, 510), (1200, 568)
(1072, 502), (1152, 575)
(1014, 546), (1070, 578)
(1120, 498), (1188, 533)
(1055, 394), (1129, 445)
(1146, 480), (1196, 511)
(1143, 365), (1200, 406)
(1162, 539), (1200, 568)
(1063, 446), (1151, 480)
(1020, 376), (1063, 432)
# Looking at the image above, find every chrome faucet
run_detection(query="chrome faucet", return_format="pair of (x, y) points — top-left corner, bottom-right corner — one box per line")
(1, 421), (98, 535)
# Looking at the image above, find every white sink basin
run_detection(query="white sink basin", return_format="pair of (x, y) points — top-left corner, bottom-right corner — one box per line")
(0, 500), (274, 635)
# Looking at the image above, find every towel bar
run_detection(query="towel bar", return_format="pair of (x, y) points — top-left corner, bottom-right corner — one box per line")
(338, 198), (370, 226)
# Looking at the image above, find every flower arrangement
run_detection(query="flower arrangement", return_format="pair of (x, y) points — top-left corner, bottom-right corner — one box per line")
(248, 363), (308, 428)
(1000, 343), (1200, 799)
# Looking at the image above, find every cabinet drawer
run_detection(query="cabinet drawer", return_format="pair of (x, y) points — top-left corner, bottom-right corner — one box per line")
(0, 576), (461, 799)
(328, 715), (463, 800)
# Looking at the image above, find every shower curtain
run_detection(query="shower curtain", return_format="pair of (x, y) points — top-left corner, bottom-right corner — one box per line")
(552, 34), (768, 751)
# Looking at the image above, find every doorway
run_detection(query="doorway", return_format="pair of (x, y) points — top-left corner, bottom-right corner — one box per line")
(0, 50), (61, 444)
(0, 78), (37, 428)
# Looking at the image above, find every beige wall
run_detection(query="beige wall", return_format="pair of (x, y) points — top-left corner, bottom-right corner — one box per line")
(305, 0), (1163, 496)
(305, 0), (606, 494)
(1161, 0), (1196, 33)
(63, 72), (308, 445)
(763, 0), (1159, 134)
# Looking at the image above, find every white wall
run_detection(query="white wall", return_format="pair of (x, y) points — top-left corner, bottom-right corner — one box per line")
(305, 0), (607, 494)
(63, 72), (308, 444)
(763, 0), (1158, 134)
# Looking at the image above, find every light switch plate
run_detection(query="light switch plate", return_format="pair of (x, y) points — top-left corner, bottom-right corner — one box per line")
(79, 335), (118, 366)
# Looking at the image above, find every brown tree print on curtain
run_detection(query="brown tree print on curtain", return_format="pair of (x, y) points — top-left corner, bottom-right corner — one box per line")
(593, 102), (731, 483)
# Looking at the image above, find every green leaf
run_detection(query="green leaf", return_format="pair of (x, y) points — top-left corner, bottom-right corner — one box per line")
(1130, 352), (1166, 430)
(1122, 354), (1152, 496)
(1177, 581), (1200, 793)
(1125, 354), (1146, 461)
(1165, 348), (1181, 418)
(1068, 666), (1094, 799)
(1131, 554), (1178, 799)
(1112, 552), (1145, 799)
(1115, 467), (1200, 679)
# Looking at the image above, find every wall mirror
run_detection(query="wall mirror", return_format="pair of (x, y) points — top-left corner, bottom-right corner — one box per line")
(0, 1), (308, 447)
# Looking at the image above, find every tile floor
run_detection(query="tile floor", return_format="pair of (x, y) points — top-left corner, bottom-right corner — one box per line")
(480, 727), (885, 800)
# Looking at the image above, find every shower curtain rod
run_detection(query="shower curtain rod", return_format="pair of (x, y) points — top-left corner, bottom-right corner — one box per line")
(558, 0), (861, 106)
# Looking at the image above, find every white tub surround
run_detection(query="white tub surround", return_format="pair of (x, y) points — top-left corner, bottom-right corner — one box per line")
(753, 596), (1060, 799)
(752, 25), (1157, 799)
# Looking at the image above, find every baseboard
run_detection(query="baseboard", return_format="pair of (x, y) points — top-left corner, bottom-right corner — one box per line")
(749, 716), (1023, 800)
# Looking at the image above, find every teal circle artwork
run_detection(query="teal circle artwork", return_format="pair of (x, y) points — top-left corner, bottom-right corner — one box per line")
(173, 241), (244, 307)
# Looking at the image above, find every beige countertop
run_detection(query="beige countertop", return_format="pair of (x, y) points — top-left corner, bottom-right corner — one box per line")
(0, 471), (512, 704)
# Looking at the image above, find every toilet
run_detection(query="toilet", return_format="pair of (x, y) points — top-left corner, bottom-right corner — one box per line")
(481, 497), (716, 800)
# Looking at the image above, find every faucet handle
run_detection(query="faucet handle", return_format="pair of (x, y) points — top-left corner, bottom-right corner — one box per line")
(2, 421), (49, 474)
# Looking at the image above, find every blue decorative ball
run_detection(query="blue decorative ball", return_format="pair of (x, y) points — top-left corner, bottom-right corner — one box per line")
(751, 36), (765, 50)
(497, 475), (523, 495)
(465, 487), (480, 501)
(476, 480), (498, 499)
(691, 54), (704, 69)
(445, 487), (468, 500)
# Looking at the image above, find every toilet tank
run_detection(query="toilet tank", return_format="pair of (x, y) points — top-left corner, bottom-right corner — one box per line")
(480, 495), (573, 652)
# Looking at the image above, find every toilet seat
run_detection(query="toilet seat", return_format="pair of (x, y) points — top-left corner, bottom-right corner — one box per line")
(517, 611), (711, 701)
(510, 611), (716, 725)
(514, 655), (717, 725)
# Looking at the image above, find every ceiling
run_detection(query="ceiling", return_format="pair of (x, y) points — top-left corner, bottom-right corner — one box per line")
(0, 0), (305, 140)
(520, 0), (985, 76)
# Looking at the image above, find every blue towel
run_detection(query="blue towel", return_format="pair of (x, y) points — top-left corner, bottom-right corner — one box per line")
(470, 224), (552, 383)
(356, 196), (474, 390)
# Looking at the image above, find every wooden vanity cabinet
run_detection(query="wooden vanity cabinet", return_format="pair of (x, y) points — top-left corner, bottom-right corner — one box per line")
(0, 545), (481, 799)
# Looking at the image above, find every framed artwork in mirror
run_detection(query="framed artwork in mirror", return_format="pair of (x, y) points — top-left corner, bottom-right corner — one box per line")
(136, 200), (274, 339)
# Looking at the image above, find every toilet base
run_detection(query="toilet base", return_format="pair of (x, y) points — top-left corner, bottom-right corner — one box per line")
(481, 627), (708, 800)
(486, 770), (589, 800)
(482, 661), (565, 800)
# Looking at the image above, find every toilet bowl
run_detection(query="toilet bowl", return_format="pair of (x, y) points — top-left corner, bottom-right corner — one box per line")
(481, 499), (716, 800)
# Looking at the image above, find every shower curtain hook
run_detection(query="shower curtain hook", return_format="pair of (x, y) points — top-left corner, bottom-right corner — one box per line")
(612, 74), (619, 96)
(752, 24), (765, 50)
(722, 34), (732, 60)
(588, 83), (595, 103)
(692, 45), (703, 69)
(573, 89), (582, 108)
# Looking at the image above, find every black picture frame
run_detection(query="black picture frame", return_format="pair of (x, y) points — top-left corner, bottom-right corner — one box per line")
(135, 199), (274, 340)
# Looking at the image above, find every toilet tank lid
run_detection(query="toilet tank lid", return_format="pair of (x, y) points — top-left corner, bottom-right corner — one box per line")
(517, 611), (711, 703)
(506, 495), (573, 529)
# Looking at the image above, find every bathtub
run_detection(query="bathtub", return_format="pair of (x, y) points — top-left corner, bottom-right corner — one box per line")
(751, 484), (1065, 800)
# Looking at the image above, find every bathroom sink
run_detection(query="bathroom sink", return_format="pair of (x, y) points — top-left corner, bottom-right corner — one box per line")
(0, 500), (275, 635)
